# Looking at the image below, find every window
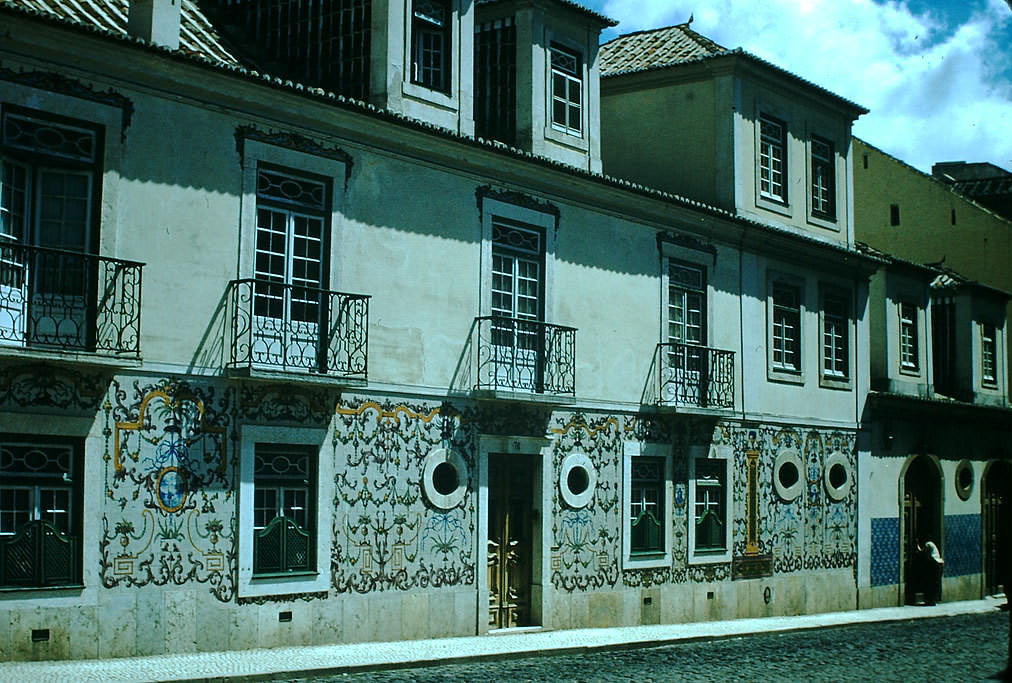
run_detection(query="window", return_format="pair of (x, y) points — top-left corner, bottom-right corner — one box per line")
(251, 164), (330, 370)
(550, 44), (582, 136)
(252, 444), (316, 575)
(668, 263), (705, 347)
(810, 137), (835, 219)
(411, 0), (451, 92)
(982, 323), (997, 387)
(692, 458), (726, 554)
(1, 108), (101, 349)
(0, 436), (82, 588)
(899, 302), (919, 372)
(821, 291), (849, 381)
(759, 115), (787, 202)
(772, 281), (802, 372)
(890, 204), (900, 226)
(629, 457), (664, 555)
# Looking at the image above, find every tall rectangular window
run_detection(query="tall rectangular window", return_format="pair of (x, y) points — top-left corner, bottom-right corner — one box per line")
(822, 291), (849, 380)
(772, 282), (801, 372)
(411, 0), (451, 92)
(629, 458), (663, 554)
(0, 436), (82, 588)
(550, 44), (582, 136)
(899, 302), (919, 371)
(491, 221), (543, 325)
(668, 263), (705, 347)
(811, 137), (835, 219)
(759, 115), (787, 202)
(1, 108), (102, 349)
(252, 444), (316, 575)
(982, 323), (997, 387)
(693, 458), (725, 552)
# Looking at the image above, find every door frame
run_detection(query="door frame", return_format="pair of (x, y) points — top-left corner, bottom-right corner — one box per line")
(477, 433), (550, 633)
(982, 459), (1012, 596)
(898, 453), (943, 604)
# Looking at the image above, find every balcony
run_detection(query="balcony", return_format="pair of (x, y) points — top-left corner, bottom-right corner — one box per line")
(656, 342), (735, 409)
(226, 278), (369, 381)
(470, 315), (576, 399)
(0, 243), (143, 359)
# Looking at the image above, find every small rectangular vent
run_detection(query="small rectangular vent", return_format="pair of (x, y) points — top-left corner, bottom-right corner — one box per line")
(279, 610), (293, 623)
(31, 629), (50, 642)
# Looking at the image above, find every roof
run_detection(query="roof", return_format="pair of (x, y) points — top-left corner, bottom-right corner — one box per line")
(475, 0), (616, 27)
(599, 22), (725, 74)
(949, 176), (1012, 199)
(856, 243), (1012, 300)
(9, 0), (240, 66)
(599, 23), (867, 116)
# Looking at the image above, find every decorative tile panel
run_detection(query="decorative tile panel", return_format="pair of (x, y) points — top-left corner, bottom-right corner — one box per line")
(870, 517), (900, 587)
(943, 514), (981, 577)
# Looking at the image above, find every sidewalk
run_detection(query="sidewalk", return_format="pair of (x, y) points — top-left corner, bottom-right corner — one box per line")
(2, 597), (1005, 682)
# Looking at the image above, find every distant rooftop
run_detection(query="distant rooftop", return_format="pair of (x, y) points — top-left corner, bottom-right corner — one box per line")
(933, 162), (1012, 220)
(599, 20), (867, 116)
(476, 0), (617, 26)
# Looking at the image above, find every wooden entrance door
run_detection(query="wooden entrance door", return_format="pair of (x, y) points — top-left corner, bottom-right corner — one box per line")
(903, 455), (940, 604)
(487, 453), (535, 629)
(984, 461), (1011, 596)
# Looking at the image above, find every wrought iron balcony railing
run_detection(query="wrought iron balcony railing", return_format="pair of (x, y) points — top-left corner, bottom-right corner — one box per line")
(0, 242), (143, 357)
(657, 342), (735, 409)
(472, 315), (576, 396)
(227, 278), (369, 379)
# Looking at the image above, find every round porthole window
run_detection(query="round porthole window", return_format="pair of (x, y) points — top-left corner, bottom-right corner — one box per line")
(774, 449), (804, 502)
(823, 452), (852, 502)
(422, 447), (469, 510)
(559, 451), (596, 509)
(954, 460), (974, 501)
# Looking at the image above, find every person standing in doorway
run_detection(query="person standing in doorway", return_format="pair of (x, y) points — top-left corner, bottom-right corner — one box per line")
(922, 540), (944, 606)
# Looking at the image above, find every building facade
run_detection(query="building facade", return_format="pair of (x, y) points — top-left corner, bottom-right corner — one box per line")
(0, 1), (1004, 664)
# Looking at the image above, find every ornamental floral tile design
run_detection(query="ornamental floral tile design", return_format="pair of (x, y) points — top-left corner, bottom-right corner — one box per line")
(943, 514), (981, 578)
(870, 517), (900, 587)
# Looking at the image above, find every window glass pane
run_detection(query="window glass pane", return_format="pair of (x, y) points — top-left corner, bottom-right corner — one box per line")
(0, 488), (32, 534)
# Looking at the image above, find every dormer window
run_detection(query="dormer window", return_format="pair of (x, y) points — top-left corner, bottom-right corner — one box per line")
(759, 115), (787, 203)
(811, 137), (835, 219)
(412, 0), (451, 92)
(550, 44), (582, 136)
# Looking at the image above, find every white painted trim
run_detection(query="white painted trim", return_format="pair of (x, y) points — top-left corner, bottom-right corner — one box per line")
(687, 444), (733, 565)
(622, 440), (672, 570)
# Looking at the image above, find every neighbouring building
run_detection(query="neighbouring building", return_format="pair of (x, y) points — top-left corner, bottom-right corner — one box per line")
(0, 2), (1005, 665)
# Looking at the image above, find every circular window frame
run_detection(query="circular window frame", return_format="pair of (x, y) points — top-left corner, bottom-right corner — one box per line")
(954, 460), (974, 501)
(823, 452), (852, 502)
(773, 449), (804, 502)
(422, 447), (469, 510)
(559, 451), (597, 509)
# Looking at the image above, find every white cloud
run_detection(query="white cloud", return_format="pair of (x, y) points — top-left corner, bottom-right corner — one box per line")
(599, 0), (1012, 173)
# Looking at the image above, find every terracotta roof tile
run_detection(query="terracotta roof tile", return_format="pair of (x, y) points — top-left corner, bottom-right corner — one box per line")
(599, 22), (725, 75)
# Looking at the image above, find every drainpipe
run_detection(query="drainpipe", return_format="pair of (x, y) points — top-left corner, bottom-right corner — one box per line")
(128, 0), (182, 50)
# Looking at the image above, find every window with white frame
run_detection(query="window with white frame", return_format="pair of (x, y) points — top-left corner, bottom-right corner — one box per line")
(691, 457), (726, 554)
(0, 436), (82, 588)
(549, 44), (582, 136)
(252, 444), (316, 575)
(411, 0), (451, 92)
(810, 136), (835, 219)
(490, 220), (544, 385)
(772, 281), (802, 372)
(668, 262), (705, 347)
(899, 302), (919, 372)
(759, 115), (787, 203)
(821, 290), (849, 380)
(629, 457), (664, 555)
(981, 323), (997, 387)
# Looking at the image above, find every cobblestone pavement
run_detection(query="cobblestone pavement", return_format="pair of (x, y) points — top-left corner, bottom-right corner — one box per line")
(280, 611), (1009, 682)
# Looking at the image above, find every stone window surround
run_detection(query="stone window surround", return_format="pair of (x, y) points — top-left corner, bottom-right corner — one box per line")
(622, 441), (672, 570)
(238, 424), (332, 598)
(688, 444), (732, 565)
(818, 283), (853, 391)
(767, 270), (806, 385)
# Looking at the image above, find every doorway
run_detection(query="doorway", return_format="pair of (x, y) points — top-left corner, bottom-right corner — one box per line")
(903, 454), (941, 604)
(983, 460), (1011, 596)
(487, 452), (537, 629)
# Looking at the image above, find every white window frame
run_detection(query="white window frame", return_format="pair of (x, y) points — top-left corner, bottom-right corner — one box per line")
(687, 444), (732, 565)
(622, 441), (672, 569)
(410, 0), (452, 93)
(981, 322), (998, 388)
(548, 43), (583, 138)
(238, 425), (331, 598)
(819, 286), (852, 389)
(767, 272), (805, 383)
(808, 134), (839, 230)
(758, 114), (788, 204)
(898, 301), (920, 375)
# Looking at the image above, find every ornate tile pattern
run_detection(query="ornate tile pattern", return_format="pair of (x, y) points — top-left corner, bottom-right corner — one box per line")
(943, 514), (981, 578)
(870, 517), (900, 587)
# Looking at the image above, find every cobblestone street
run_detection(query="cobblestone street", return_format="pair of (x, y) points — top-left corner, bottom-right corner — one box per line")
(284, 611), (1009, 682)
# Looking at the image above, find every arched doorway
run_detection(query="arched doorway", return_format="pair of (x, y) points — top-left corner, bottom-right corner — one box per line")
(983, 460), (1011, 596)
(903, 455), (941, 604)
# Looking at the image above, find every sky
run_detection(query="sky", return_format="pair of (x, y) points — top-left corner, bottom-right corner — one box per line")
(587, 0), (1012, 174)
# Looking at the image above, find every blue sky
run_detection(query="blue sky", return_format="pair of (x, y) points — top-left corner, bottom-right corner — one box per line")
(587, 0), (1012, 174)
